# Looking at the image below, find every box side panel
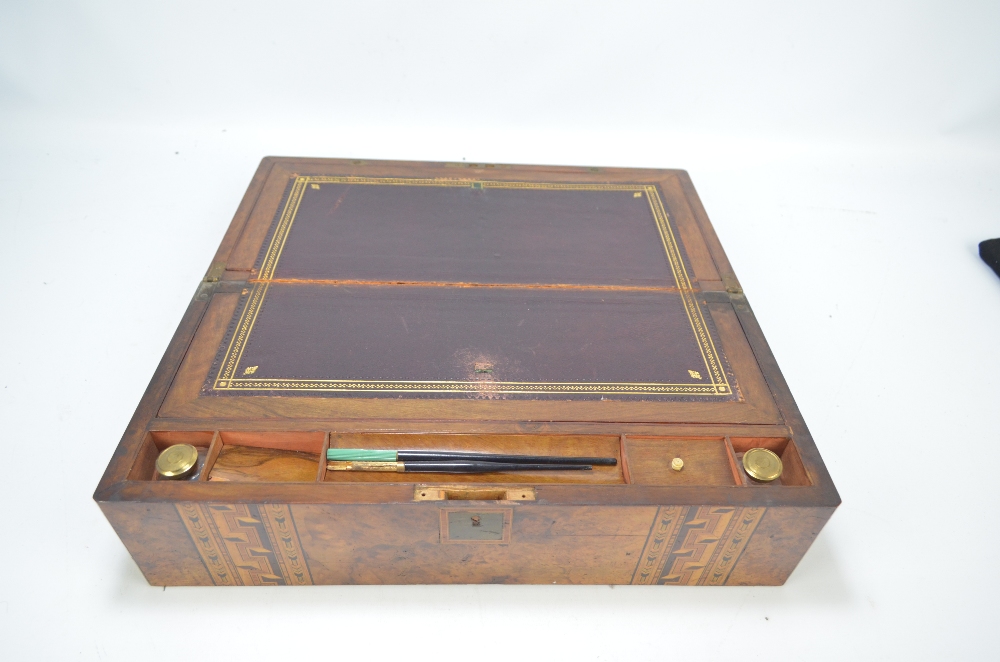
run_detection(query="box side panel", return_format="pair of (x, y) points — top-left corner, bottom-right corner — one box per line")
(725, 506), (835, 586)
(287, 503), (796, 586)
(98, 501), (213, 586)
(293, 504), (658, 584)
(101, 500), (828, 586)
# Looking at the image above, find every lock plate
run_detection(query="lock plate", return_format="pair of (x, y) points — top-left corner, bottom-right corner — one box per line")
(440, 509), (512, 544)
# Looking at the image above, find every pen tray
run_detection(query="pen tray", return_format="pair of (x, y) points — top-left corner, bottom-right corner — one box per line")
(127, 430), (809, 487)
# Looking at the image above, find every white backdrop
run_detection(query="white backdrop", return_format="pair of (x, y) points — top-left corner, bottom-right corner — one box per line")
(1, 2), (999, 660)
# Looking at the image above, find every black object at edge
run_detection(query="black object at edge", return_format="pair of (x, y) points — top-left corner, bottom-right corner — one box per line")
(981, 238), (1000, 279)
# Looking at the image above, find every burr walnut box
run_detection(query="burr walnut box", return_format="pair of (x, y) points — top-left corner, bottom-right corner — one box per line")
(94, 157), (840, 586)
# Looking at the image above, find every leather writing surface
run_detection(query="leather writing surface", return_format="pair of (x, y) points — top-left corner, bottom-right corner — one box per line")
(205, 176), (737, 400)
(272, 183), (677, 286)
(207, 283), (733, 398)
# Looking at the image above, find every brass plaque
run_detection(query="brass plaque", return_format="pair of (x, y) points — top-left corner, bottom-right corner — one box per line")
(440, 509), (512, 544)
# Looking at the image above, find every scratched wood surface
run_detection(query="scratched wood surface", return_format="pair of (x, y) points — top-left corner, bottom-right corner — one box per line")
(94, 158), (840, 586)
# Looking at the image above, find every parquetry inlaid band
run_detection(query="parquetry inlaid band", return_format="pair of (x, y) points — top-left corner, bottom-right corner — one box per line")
(176, 503), (313, 586)
(631, 505), (765, 586)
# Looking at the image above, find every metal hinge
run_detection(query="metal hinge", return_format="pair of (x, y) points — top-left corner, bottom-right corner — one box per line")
(194, 262), (227, 302)
(193, 280), (216, 302)
(729, 292), (750, 313)
(722, 274), (743, 295)
(204, 262), (226, 283)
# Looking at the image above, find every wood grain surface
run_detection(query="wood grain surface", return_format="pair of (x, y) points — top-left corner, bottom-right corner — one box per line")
(208, 446), (319, 482)
(94, 158), (840, 586)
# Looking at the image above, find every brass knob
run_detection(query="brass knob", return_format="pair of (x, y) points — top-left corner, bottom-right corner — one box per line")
(742, 448), (783, 482)
(156, 444), (199, 479)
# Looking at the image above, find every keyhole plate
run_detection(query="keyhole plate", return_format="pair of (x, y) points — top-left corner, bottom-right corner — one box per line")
(440, 509), (512, 544)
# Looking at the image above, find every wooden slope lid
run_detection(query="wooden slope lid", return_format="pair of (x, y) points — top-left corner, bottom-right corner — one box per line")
(158, 159), (782, 425)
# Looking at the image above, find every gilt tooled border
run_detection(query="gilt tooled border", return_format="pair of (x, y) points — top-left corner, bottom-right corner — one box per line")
(209, 177), (733, 396)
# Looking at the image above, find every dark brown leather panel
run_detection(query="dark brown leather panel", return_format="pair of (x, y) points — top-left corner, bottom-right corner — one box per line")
(268, 183), (679, 287)
(204, 283), (736, 400)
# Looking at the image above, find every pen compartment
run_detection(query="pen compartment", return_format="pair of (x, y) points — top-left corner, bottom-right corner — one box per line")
(324, 433), (625, 484)
(128, 430), (810, 487)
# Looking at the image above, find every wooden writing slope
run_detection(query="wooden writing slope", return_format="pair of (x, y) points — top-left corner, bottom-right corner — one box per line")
(95, 158), (839, 586)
